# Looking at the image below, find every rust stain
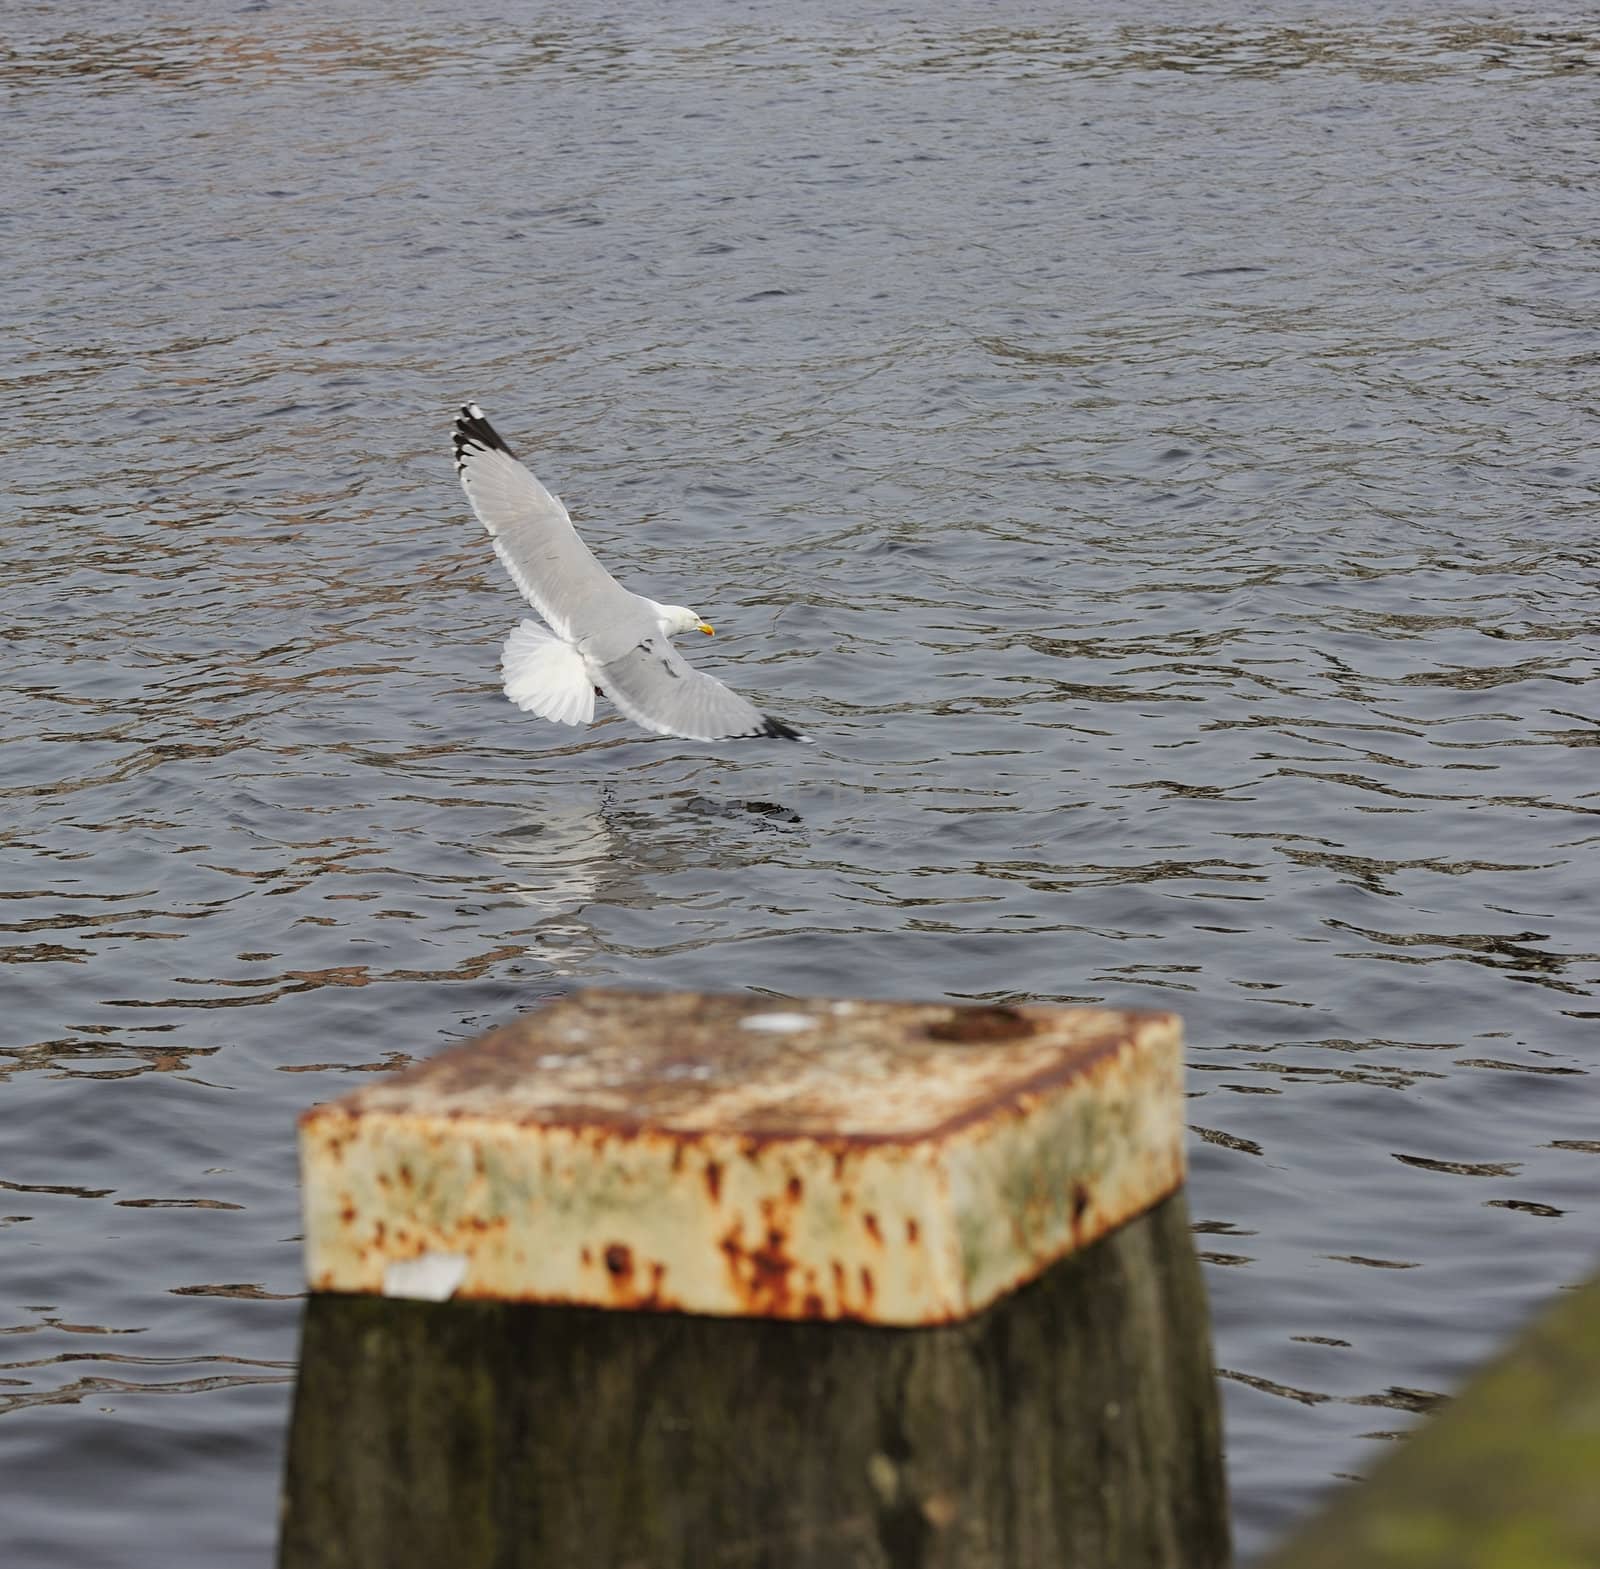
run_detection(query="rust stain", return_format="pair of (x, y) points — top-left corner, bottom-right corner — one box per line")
(604, 1243), (632, 1279)
(719, 1217), (799, 1316)
(322, 989), (1176, 1147)
(928, 1038), (1137, 1140)
(925, 1005), (1038, 1043)
(299, 989), (1184, 1323)
(394, 1254), (1094, 1328)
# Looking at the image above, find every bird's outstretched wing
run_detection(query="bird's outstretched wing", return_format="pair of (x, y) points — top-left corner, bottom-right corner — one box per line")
(595, 632), (808, 742)
(453, 403), (635, 641)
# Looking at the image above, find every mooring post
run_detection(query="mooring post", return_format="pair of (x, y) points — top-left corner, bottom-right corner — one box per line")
(278, 990), (1229, 1569)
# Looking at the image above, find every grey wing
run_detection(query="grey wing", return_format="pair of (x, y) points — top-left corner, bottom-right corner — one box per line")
(453, 403), (634, 641)
(595, 633), (807, 742)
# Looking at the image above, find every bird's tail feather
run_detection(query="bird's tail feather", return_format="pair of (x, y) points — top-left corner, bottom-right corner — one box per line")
(500, 621), (595, 727)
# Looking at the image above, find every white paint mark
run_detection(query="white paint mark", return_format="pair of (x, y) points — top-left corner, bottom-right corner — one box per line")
(740, 1011), (814, 1033)
(383, 1252), (468, 1301)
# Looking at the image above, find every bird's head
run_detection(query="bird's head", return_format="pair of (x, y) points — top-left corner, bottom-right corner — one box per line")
(658, 604), (715, 638)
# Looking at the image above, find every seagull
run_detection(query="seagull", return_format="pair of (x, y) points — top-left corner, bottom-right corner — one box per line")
(452, 403), (808, 743)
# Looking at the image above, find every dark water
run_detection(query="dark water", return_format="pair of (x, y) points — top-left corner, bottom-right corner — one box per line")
(4, 2), (1599, 1561)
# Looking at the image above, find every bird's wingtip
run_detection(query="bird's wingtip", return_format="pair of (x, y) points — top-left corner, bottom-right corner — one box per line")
(760, 715), (811, 742)
(453, 400), (515, 473)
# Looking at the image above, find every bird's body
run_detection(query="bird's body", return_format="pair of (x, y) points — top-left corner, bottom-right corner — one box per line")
(452, 404), (806, 742)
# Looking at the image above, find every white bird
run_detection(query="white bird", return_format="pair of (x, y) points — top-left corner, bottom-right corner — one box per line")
(452, 403), (808, 743)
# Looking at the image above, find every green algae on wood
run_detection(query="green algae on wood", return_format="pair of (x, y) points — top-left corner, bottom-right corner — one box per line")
(1264, 1269), (1600, 1569)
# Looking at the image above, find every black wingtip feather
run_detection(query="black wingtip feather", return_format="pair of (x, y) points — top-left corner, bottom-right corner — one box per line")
(453, 401), (517, 473)
(758, 715), (810, 742)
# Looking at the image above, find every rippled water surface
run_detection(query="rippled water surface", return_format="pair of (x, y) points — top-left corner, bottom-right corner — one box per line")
(4, 1), (1599, 1562)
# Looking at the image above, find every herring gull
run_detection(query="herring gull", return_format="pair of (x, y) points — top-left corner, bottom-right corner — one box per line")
(452, 403), (808, 743)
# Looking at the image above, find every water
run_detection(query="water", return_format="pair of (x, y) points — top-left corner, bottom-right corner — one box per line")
(4, 2), (1598, 1561)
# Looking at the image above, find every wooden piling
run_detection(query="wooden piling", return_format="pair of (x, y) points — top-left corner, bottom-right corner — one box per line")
(279, 991), (1229, 1569)
(1261, 1268), (1600, 1569)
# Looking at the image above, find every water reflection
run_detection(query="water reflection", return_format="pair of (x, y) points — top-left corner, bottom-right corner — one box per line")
(5, 12), (1594, 97)
(482, 799), (617, 976)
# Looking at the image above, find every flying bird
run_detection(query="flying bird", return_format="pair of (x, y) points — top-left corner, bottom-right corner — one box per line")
(452, 403), (808, 742)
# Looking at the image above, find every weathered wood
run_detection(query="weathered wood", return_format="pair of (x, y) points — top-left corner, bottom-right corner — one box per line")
(279, 1186), (1228, 1569)
(1262, 1269), (1600, 1569)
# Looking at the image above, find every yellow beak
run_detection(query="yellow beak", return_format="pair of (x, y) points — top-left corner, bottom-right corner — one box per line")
(698, 622), (715, 636)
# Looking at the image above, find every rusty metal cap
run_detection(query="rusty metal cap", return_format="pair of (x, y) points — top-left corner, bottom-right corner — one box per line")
(298, 991), (1184, 1326)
